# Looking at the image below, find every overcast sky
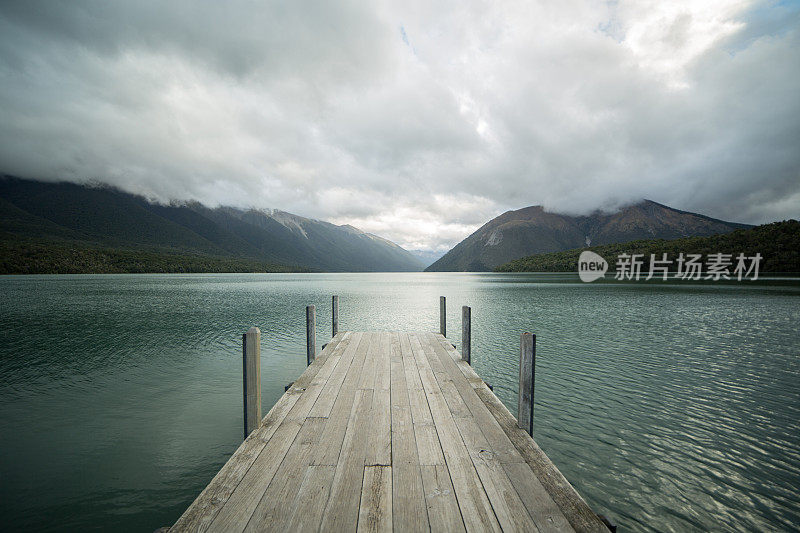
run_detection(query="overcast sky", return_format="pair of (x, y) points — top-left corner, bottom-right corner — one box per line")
(0, 1), (798, 252)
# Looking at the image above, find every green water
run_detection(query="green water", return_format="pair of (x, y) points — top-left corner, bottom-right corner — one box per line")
(0, 273), (798, 531)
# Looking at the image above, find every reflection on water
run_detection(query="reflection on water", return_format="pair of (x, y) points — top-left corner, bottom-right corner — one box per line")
(0, 273), (798, 531)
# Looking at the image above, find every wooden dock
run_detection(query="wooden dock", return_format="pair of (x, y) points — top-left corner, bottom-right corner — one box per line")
(171, 330), (607, 532)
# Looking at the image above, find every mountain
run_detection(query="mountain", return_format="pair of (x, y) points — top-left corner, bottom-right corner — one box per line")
(0, 177), (424, 273)
(426, 200), (752, 272)
(408, 249), (447, 268)
(496, 220), (800, 273)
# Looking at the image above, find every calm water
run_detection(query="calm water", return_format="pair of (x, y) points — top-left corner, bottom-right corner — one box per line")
(0, 273), (798, 531)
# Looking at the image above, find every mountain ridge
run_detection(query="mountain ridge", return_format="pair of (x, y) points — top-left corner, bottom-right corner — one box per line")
(0, 176), (424, 273)
(426, 200), (752, 272)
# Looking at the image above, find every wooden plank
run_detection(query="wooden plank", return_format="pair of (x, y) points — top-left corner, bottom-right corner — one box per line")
(206, 335), (354, 532)
(358, 465), (393, 533)
(243, 417), (327, 531)
(207, 418), (303, 532)
(420, 464), (466, 533)
(413, 424), (445, 466)
(407, 333), (501, 533)
(503, 462), (575, 533)
(320, 388), (374, 531)
(399, 332), (444, 468)
(427, 333), (524, 464)
(391, 333), (429, 532)
(375, 331), (392, 391)
(308, 331), (364, 418)
(313, 332), (373, 466)
(432, 334), (586, 532)
(367, 333), (391, 466)
(400, 333), (433, 426)
(433, 335), (485, 388)
(284, 465), (336, 533)
(419, 334), (538, 532)
(357, 331), (378, 390)
(171, 333), (348, 532)
(474, 386), (608, 533)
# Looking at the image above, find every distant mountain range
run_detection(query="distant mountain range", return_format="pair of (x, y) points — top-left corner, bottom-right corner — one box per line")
(426, 200), (752, 272)
(0, 177), (423, 272)
(408, 248), (447, 268)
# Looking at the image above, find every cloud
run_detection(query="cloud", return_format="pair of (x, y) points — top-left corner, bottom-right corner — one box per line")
(0, 0), (798, 251)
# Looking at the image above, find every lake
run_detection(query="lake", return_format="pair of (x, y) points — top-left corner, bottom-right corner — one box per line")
(0, 273), (798, 531)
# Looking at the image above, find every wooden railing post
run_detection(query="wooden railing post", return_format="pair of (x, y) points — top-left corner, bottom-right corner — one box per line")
(332, 295), (339, 338)
(306, 305), (316, 365)
(462, 306), (471, 364)
(518, 332), (536, 436)
(243, 327), (262, 439)
(439, 296), (446, 337)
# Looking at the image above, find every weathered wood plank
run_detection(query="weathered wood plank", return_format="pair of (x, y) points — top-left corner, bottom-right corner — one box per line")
(367, 333), (391, 466)
(413, 424), (445, 467)
(358, 465), (393, 533)
(432, 334), (593, 532)
(503, 461), (575, 533)
(420, 464), (466, 533)
(320, 388), (374, 531)
(427, 333), (524, 464)
(474, 386), (608, 533)
(206, 335), (354, 532)
(407, 333), (501, 533)
(391, 333), (430, 532)
(399, 332), (445, 469)
(434, 331), (485, 388)
(420, 334), (538, 532)
(308, 331), (364, 418)
(400, 333), (434, 427)
(284, 465), (336, 533)
(243, 417), (327, 531)
(206, 418), (303, 532)
(171, 333), (347, 532)
(313, 332), (373, 466)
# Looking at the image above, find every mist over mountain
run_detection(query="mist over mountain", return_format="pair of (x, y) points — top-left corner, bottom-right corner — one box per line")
(426, 200), (752, 272)
(0, 177), (423, 273)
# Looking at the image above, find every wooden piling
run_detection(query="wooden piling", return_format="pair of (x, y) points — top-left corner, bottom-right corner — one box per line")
(332, 295), (339, 337)
(306, 305), (316, 365)
(518, 332), (535, 436)
(461, 306), (471, 364)
(439, 296), (446, 337)
(242, 327), (261, 439)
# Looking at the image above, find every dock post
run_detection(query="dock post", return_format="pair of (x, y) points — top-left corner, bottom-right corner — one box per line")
(306, 305), (316, 365)
(332, 295), (339, 338)
(518, 332), (536, 436)
(243, 327), (262, 439)
(462, 306), (471, 364)
(440, 296), (446, 337)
